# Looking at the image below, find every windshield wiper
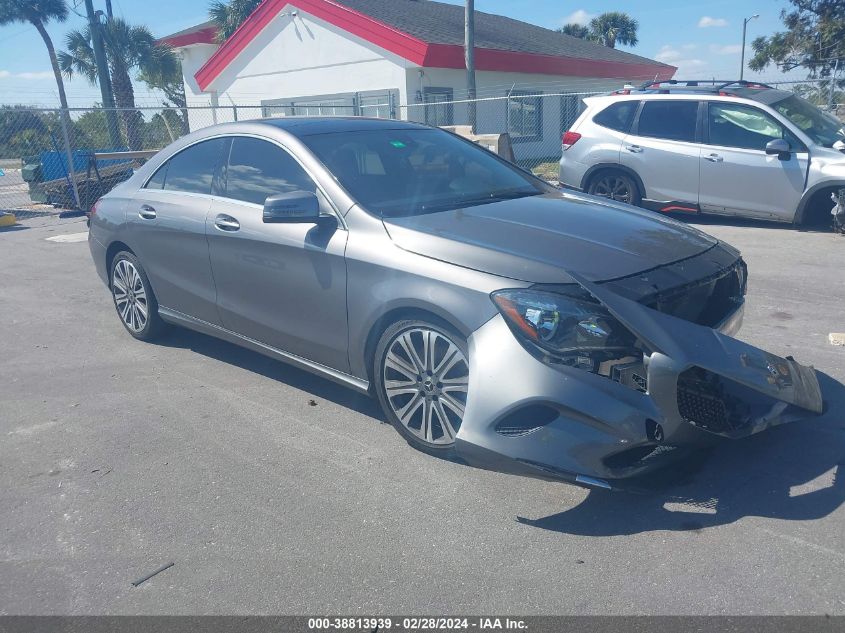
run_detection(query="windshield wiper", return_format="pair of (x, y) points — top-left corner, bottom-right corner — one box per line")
(419, 189), (541, 213)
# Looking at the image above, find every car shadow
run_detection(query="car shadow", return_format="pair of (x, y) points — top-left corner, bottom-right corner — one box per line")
(150, 326), (384, 421)
(516, 372), (845, 536)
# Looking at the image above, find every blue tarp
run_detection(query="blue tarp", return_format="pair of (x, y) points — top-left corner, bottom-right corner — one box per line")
(39, 147), (131, 182)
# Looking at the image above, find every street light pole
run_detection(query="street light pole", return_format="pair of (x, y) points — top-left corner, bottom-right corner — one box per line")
(740, 14), (759, 80)
(465, 0), (477, 133)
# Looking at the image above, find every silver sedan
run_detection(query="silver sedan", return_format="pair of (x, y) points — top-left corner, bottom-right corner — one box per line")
(88, 117), (823, 489)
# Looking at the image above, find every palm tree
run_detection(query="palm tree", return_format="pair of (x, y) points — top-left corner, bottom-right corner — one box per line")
(558, 23), (591, 40)
(209, 0), (262, 43)
(59, 19), (181, 150)
(588, 12), (639, 49)
(0, 0), (71, 122)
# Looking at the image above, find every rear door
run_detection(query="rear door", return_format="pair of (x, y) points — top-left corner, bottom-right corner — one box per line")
(698, 101), (809, 221)
(621, 100), (701, 208)
(129, 137), (226, 325)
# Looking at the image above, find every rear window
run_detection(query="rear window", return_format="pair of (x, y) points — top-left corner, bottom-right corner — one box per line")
(636, 101), (698, 143)
(593, 101), (638, 133)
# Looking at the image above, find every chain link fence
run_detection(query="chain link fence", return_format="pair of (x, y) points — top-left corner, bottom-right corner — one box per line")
(1, 79), (842, 212)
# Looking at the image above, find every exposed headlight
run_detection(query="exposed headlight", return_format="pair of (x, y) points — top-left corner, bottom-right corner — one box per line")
(491, 287), (643, 374)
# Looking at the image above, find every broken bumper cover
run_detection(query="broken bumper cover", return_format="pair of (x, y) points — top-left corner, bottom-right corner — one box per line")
(455, 298), (823, 485)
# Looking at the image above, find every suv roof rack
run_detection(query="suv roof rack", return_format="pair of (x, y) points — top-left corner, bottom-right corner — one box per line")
(630, 79), (775, 94)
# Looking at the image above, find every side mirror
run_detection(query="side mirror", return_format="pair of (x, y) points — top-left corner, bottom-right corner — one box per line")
(765, 138), (791, 160)
(263, 190), (320, 223)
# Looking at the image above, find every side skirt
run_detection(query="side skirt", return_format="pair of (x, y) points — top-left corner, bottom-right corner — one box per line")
(158, 307), (371, 395)
(642, 199), (701, 215)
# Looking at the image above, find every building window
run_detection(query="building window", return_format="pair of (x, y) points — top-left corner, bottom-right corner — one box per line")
(508, 91), (543, 142)
(560, 94), (584, 133)
(359, 92), (393, 119)
(423, 87), (454, 126)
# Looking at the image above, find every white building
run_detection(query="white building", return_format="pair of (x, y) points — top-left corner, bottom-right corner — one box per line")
(160, 0), (674, 161)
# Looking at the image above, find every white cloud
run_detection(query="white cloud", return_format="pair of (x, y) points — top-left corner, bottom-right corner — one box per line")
(710, 44), (743, 55)
(0, 70), (54, 80)
(654, 45), (707, 76)
(698, 16), (729, 28)
(562, 9), (595, 26)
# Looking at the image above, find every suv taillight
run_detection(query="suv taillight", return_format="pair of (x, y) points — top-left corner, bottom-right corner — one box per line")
(562, 131), (582, 151)
(88, 198), (102, 218)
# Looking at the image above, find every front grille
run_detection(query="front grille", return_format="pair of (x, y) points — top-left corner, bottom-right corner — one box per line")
(676, 367), (753, 433)
(642, 260), (746, 328)
(677, 380), (730, 433)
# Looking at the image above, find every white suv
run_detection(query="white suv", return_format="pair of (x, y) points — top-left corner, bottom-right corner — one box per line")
(559, 80), (845, 226)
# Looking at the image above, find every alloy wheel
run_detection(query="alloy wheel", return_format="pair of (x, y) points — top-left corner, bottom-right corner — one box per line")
(112, 259), (148, 333)
(382, 327), (469, 445)
(592, 175), (634, 203)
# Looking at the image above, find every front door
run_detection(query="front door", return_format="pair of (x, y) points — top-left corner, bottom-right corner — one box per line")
(206, 136), (350, 371)
(699, 101), (809, 221)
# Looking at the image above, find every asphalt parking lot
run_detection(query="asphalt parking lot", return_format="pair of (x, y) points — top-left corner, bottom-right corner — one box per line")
(1, 213), (844, 615)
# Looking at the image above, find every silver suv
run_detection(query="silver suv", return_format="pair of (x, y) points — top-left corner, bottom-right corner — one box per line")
(559, 80), (845, 225)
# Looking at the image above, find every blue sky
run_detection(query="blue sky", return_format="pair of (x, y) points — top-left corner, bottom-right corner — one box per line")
(0, 0), (796, 106)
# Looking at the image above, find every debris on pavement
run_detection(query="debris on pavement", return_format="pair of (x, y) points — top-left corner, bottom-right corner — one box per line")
(131, 562), (175, 587)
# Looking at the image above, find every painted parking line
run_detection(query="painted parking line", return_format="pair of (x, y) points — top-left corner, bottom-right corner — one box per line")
(45, 232), (89, 243)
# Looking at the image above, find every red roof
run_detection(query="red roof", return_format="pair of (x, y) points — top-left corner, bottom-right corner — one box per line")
(159, 0), (675, 92)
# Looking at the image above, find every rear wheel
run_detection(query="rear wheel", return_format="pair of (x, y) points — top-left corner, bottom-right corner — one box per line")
(588, 171), (641, 206)
(374, 320), (469, 456)
(110, 251), (165, 341)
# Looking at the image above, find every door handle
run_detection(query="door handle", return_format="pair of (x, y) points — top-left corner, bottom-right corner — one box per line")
(704, 153), (724, 162)
(214, 214), (240, 232)
(625, 145), (643, 153)
(139, 204), (156, 219)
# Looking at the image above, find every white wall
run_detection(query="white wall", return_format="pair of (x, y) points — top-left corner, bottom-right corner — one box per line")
(194, 8), (411, 126)
(404, 68), (625, 162)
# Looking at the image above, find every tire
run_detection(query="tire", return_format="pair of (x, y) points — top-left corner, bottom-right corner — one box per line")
(588, 170), (641, 206)
(109, 251), (166, 341)
(374, 319), (470, 456)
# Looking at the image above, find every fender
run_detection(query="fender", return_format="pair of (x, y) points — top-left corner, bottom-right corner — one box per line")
(793, 181), (845, 224)
(580, 163), (647, 200)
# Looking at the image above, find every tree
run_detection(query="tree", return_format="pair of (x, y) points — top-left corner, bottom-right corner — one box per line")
(588, 12), (639, 48)
(59, 19), (181, 150)
(558, 23), (591, 39)
(0, 0), (70, 115)
(209, 0), (262, 43)
(749, 0), (845, 80)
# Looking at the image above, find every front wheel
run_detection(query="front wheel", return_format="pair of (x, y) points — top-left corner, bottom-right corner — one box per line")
(374, 320), (470, 456)
(588, 171), (641, 206)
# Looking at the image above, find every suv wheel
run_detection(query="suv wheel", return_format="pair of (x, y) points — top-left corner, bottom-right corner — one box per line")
(588, 171), (641, 206)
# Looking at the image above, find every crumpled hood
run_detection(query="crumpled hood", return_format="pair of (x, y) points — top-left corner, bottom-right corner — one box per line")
(382, 192), (718, 283)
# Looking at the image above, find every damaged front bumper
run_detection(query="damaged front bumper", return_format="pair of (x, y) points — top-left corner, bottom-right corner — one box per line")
(455, 288), (824, 487)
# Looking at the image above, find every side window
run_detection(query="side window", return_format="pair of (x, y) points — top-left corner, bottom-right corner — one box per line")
(707, 102), (803, 151)
(636, 101), (698, 143)
(593, 100), (638, 133)
(146, 138), (225, 194)
(223, 137), (316, 206)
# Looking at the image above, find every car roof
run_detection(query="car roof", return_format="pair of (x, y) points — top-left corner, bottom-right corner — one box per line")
(260, 116), (431, 137)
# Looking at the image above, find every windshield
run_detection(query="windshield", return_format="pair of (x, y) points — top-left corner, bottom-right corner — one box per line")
(301, 128), (547, 217)
(771, 94), (845, 147)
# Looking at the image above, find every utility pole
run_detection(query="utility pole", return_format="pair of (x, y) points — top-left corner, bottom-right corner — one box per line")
(84, 0), (122, 147)
(465, 0), (477, 133)
(740, 14), (759, 81)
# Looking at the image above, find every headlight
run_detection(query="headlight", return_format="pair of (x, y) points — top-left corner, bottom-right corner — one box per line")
(491, 287), (642, 373)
